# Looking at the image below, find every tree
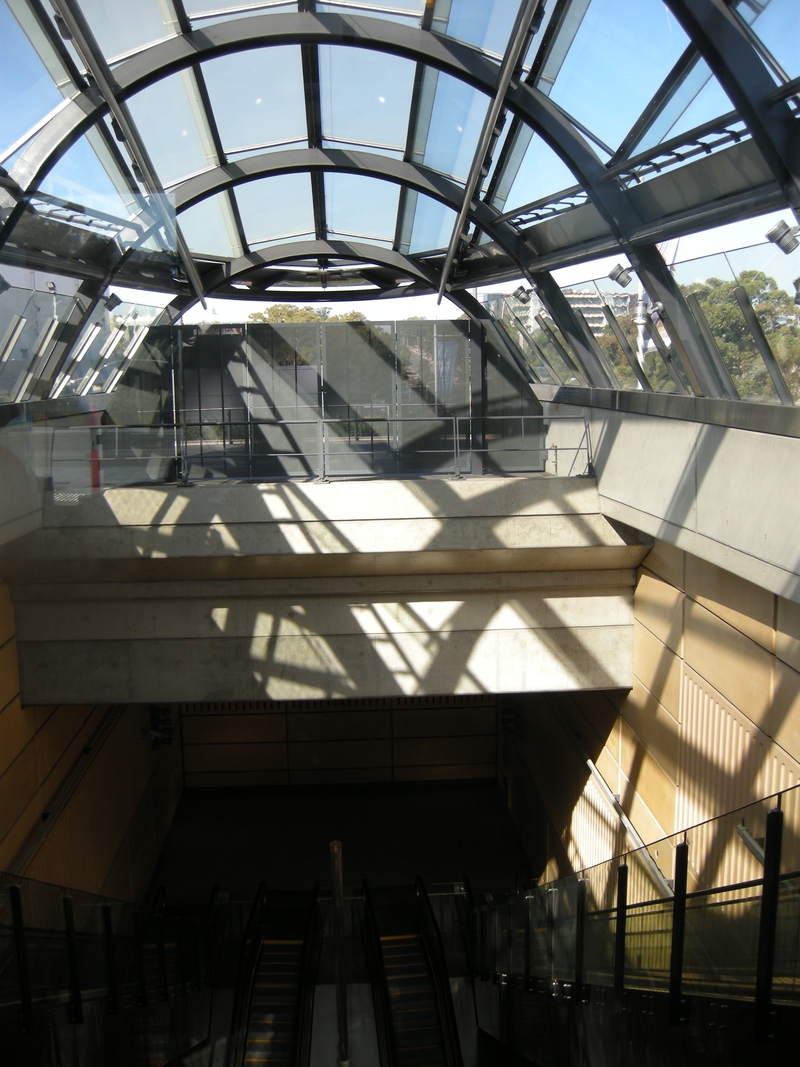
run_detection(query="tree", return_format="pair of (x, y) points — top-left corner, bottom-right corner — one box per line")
(247, 304), (366, 324)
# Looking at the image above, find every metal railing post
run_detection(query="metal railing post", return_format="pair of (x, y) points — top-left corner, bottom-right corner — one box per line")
(63, 895), (83, 1024)
(754, 806), (784, 1041)
(330, 841), (349, 1067)
(668, 841), (688, 1025)
(613, 863), (628, 993)
(574, 879), (586, 1002)
(156, 912), (169, 1001)
(102, 904), (119, 1016)
(317, 417), (326, 479)
(9, 885), (33, 1034)
(133, 909), (147, 1006)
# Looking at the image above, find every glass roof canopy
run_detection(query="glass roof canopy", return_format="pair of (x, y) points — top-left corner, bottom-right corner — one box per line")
(1, 0), (799, 404)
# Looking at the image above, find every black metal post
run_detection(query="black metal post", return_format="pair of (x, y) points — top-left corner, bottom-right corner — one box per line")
(613, 863), (628, 993)
(132, 909), (147, 1007)
(102, 904), (119, 1016)
(668, 841), (688, 1025)
(63, 896), (83, 1024)
(9, 885), (33, 1034)
(330, 840), (349, 1067)
(524, 891), (531, 991)
(754, 806), (784, 1041)
(156, 913), (169, 1001)
(574, 879), (586, 1002)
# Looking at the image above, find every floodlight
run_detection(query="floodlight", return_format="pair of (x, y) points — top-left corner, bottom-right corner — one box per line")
(47, 280), (57, 294)
(765, 219), (800, 255)
(608, 263), (633, 287)
(513, 285), (531, 304)
(0, 274), (10, 296)
(105, 293), (122, 311)
(632, 299), (649, 327)
(794, 278), (800, 307)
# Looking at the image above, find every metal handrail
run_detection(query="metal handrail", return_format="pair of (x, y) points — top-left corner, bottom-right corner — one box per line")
(293, 883), (323, 1067)
(362, 880), (397, 1067)
(416, 876), (463, 1067)
(225, 881), (268, 1067)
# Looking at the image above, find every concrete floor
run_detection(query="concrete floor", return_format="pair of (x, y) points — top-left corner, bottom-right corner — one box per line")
(149, 780), (531, 901)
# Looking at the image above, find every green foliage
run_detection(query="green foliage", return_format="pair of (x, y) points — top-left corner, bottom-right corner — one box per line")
(247, 304), (366, 323)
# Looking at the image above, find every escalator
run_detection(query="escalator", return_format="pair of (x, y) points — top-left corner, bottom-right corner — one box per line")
(226, 883), (322, 1067)
(363, 878), (463, 1067)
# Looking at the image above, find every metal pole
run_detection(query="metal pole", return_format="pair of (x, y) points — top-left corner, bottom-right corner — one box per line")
(156, 912), (169, 1002)
(574, 879), (586, 1002)
(330, 841), (349, 1067)
(63, 896), (83, 1024)
(9, 885), (33, 1033)
(754, 806), (784, 1041)
(133, 909), (147, 1007)
(102, 904), (119, 1016)
(613, 863), (628, 993)
(733, 286), (794, 406)
(668, 841), (688, 1025)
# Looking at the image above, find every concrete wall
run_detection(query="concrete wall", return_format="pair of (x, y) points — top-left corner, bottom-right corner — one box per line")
(6, 478), (648, 704)
(503, 540), (800, 885)
(546, 402), (800, 603)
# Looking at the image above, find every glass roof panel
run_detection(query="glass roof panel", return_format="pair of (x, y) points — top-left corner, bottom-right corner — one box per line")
(317, 1), (424, 26)
(73, 0), (173, 62)
(128, 71), (218, 187)
(432, 0), (519, 58)
(546, 0), (693, 151)
(407, 193), (457, 254)
(0, 2), (65, 158)
(325, 172), (400, 243)
(178, 193), (240, 258)
(489, 127), (577, 214)
(632, 57), (734, 156)
(185, 2), (296, 27)
(234, 173), (315, 246)
(319, 46), (415, 154)
(414, 70), (489, 183)
(36, 134), (134, 220)
(735, 0), (800, 79)
(201, 46), (307, 156)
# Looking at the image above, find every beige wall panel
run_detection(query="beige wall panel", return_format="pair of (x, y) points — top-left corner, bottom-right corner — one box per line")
(129, 828), (157, 903)
(684, 600), (773, 731)
(619, 731), (676, 836)
(620, 773), (670, 846)
(677, 667), (773, 830)
(287, 710), (391, 742)
(777, 596), (800, 674)
(393, 735), (495, 767)
(35, 705), (95, 784)
(594, 745), (619, 794)
(641, 540), (684, 590)
(635, 570), (683, 655)
(621, 677), (680, 783)
(395, 763), (495, 781)
(0, 637), (20, 711)
(290, 767), (392, 785)
(182, 713), (286, 745)
(183, 742), (287, 774)
(0, 740), (39, 841)
(126, 783), (155, 860)
(99, 838), (133, 902)
(773, 658), (800, 766)
(185, 770), (288, 788)
(685, 554), (774, 652)
(288, 738), (391, 771)
(32, 705), (56, 730)
(0, 584), (15, 648)
(0, 790), (42, 871)
(0, 696), (36, 778)
(393, 706), (496, 738)
(38, 706), (105, 811)
(632, 620), (682, 721)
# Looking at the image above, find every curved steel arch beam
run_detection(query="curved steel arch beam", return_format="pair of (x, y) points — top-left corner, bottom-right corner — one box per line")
(8, 12), (638, 244)
(171, 146), (530, 267)
(663, 0), (800, 217)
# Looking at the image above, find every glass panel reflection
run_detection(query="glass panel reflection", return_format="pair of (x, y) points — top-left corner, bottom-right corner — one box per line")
(735, 0), (800, 80)
(432, 0), (519, 58)
(325, 173), (400, 244)
(178, 193), (241, 258)
(202, 46), (307, 156)
(128, 71), (217, 188)
(73, 0), (173, 61)
(0, 1), (66, 158)
(546, 0), (692, 151)
(413, 69), (489, 182)
(319, 46), (414, 153)
(490, 126), (577, 214)
(234, 173), (315, 246)
(403, 191), (457, 254)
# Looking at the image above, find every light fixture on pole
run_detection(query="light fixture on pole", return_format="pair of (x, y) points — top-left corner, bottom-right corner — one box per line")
(512, 285), (532, 304)
(608, 263), (633, 287)
(794, 278), (800, 307)
(104, 293), (122, 311)
(765, 219), (800, 255)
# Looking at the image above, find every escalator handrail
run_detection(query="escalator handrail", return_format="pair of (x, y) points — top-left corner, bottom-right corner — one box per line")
(293, 882), (323, 1067)
(416, 876), (464, 1067)
(225, 880), (269, 1067)
(362, 880), (397, 1067)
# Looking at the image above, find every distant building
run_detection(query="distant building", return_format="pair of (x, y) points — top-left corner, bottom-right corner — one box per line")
(562, 288), (634, 335)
